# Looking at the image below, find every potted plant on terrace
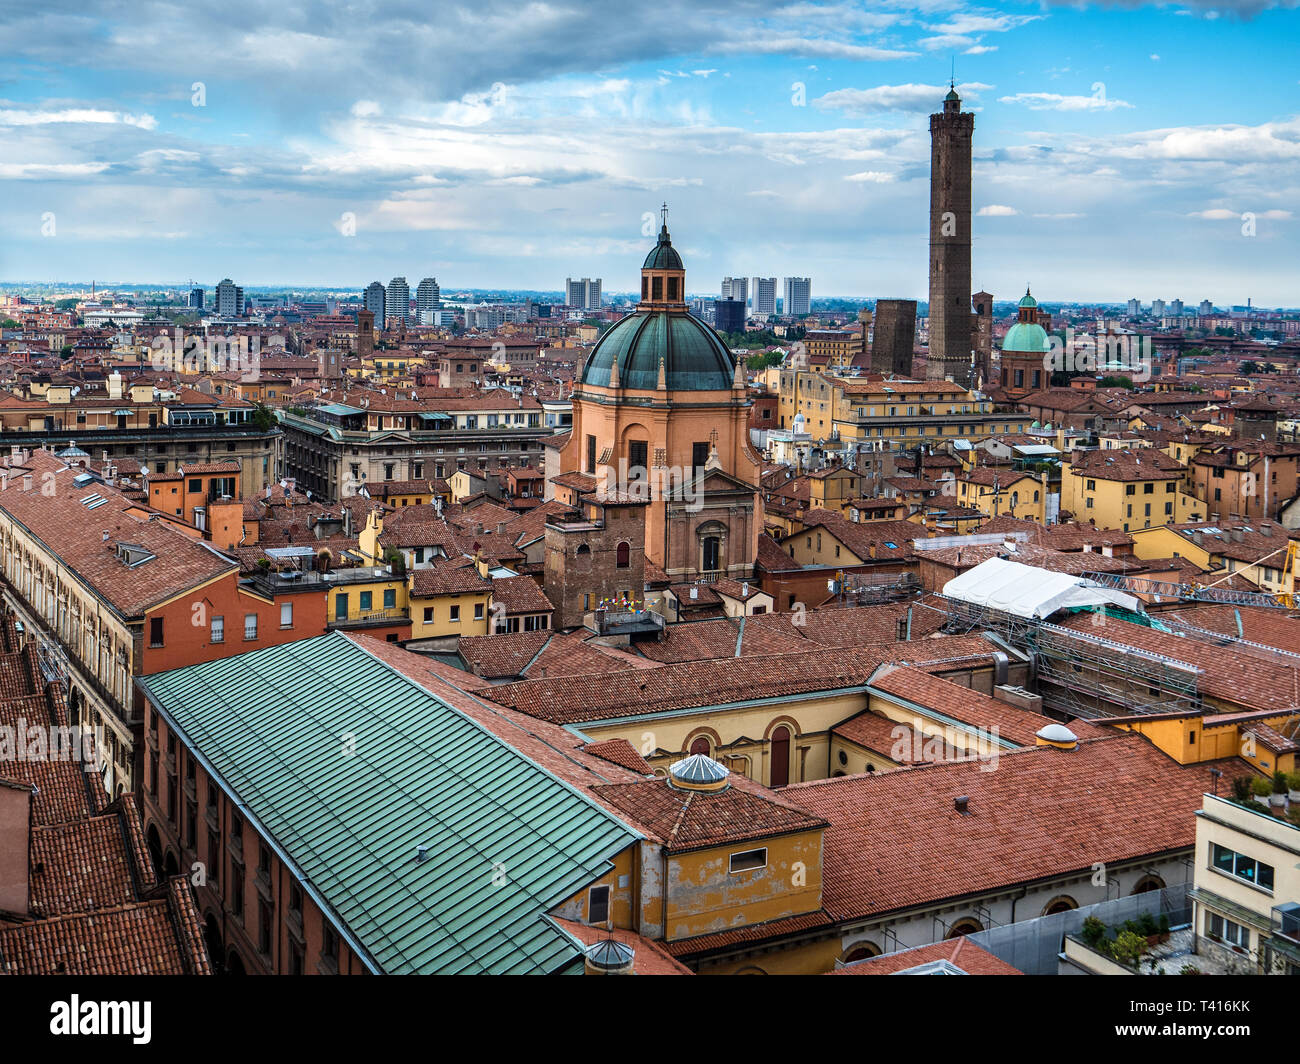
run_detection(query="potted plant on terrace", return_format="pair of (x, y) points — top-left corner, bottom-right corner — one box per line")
(1250, 777), (1272, 806)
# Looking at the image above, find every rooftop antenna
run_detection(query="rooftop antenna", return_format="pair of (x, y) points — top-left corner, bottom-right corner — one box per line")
(951, 56), (955, 89)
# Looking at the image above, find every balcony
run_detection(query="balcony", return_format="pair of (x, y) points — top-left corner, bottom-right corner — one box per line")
(328, 606), (410, 630)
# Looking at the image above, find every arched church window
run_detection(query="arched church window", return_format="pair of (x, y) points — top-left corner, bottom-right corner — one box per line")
(616, 542), (630, 569)
(702, 536), (720, 573)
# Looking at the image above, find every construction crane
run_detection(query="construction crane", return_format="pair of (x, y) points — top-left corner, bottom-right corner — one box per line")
(1081, 537), (1300, 610)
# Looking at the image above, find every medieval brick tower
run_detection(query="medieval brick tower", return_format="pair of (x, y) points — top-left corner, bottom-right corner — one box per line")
(927, 87), (974, 386)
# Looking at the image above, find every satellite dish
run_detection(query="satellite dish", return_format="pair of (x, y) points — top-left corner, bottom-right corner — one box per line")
(140, 465), (150, 476)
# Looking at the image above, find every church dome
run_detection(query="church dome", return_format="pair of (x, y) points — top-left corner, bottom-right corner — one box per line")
(1002, 321), (1050, 354)
(643, 226), (684, 270)
(580, 311), (737, 390)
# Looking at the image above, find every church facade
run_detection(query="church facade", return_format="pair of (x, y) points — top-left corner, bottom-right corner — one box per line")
(557, 210), (762, 581)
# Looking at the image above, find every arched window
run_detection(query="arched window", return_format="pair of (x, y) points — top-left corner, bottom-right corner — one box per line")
(689, 736), (711, 756)
(946, 918), (983, 938)
(702, 536), (721, 573)
(1043, 895), (1078, 916)
(1132, 875), (1165, 895)
(770, 725), (791, 787)
(616, 542), (630, 569)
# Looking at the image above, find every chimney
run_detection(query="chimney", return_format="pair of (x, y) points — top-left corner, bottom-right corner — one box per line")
(953, 796), (971, 816)
(0, 783), (31, 914)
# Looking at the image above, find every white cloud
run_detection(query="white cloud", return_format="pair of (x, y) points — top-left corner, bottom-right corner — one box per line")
(351, 100), (382, 117)
(1150, 54), (1161, 60)
(965, 45), (998, 55)
(0, 108), (157, 129)
(845, 170), (895, 183)
(977, 204), (1019, 216)
(814, 82), (992, 116)
(999, 91), (1134, 111)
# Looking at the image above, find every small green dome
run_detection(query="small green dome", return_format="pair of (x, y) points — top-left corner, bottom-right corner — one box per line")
(945, 87), (960, 102)
(1003, 321), (1050, 354)
(1018, 288), (1038, 309)
(643, 226), (683, 270)
(581, 310), (735, 390)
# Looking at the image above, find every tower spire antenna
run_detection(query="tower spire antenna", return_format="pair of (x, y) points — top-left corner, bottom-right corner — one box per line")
(661, 201), (669, 232)
(951, 56), (955, 89)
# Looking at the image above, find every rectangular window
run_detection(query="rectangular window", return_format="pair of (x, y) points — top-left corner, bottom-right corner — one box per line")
(150, 617), (164, 647)
(692, 442), (710, 472)
(423, 607), (434, 624)
(1211, 842), (1273, 891)
(383, 588), (396, 610)
(335, 594), (348, 620)
(474, 602), (485, 620)
(258, 900), (273, 955)
(729, 847), (768, 873)
(628, 440), (648, 474)
(1144, 482), (1154, 494)
(244, 613), (258, 640)
(449, 605), (460, 622)
(588, 884), (610, 925)
(1126, 484), (1136, 496)
(1208, 913), (1249, 948)
(586, 434), (597, 474)
(280, 602), (293, 629)
(359, 591), (372, 611)
(189, 478), (202, 493)
(323, 926), (339, 963)
(231, 864), (244, 919)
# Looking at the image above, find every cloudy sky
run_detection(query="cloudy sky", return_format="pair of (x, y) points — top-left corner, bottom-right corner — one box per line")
(2, 0), (1297, 304)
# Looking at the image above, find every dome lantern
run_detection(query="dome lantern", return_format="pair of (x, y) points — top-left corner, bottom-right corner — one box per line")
(640, 203), (686, 309)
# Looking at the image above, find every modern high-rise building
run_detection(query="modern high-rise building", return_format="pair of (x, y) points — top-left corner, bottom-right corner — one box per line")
(927, 87), (975, 386)
(872, 299), (917, 377)
(1127, 298), (1141, 318)
(783, 277), (811, 317)
(565, 278), (602, 311)
(721, 276), (748, 307)
(1152, 298), (1166, 318)
(751, 277), (777, 317)
(416, 277), (442, 323)
(1169, 298), (1184, 317)
(215, 278), (244, 317)
(364, 281), (387, 330)
(1199, 299), (1213, 317)
(189, 287), (204, 310)
(714, 299), (746, 335)
(386, 277), (410, 326)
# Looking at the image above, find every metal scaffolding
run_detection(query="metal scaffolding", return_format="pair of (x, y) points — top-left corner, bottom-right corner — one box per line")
(940, 596), (1203, 719)
(1080, 570), (1286, 610)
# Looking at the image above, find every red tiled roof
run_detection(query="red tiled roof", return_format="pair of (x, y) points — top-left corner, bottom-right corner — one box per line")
(831, 936), (1021, 975)
(591, 776), (826, 854)
(786, 734), (1235, 923)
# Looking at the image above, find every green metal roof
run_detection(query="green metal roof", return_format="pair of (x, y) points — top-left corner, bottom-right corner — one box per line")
(642, 224), (684, 270)
(137, 631), (638, 974)
(1002, 321), (1050, 353)
(581, 309), (735, 390)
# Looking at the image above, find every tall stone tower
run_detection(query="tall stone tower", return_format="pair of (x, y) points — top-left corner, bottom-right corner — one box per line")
(927, 87), (974, 387)
(872, 299), (917, 377)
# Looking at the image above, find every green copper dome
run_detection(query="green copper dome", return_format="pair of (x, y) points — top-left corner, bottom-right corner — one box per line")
(945, 87), (960, 102)
(580, 311), (736, 390)
(1003, 321), (1050, 354)
(643, 224), (684, 270)
(1018, 288), (1038, 309)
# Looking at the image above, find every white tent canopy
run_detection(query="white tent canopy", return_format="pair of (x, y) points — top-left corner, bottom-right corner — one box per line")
(941, 557), (1140, 620)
